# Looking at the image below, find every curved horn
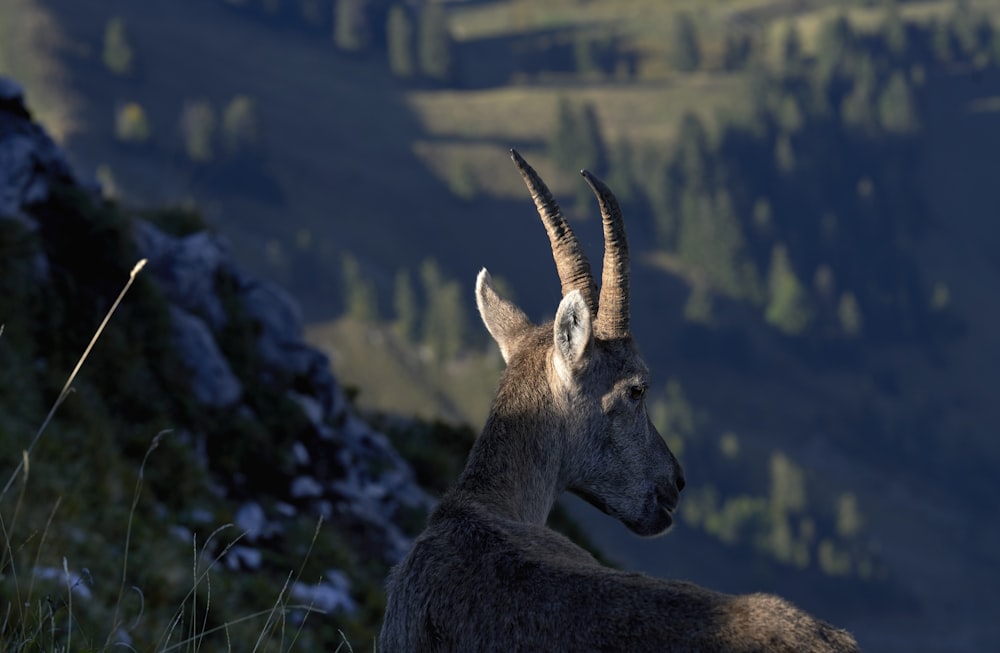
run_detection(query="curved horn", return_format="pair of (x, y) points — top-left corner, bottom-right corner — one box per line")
(510, 149), (598, 315)
(581, 170), (630, 339)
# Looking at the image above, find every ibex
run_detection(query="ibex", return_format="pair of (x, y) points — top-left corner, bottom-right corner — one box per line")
(380, 150), (859, 652)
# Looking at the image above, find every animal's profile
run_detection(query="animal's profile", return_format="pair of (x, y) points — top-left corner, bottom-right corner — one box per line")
(379, 150), (859, 652)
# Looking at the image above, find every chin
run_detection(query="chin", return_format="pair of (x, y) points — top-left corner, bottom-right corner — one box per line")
(625, 511), (674, 538)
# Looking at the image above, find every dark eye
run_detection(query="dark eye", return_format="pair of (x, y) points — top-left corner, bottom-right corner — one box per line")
(628, 384), (647, 401)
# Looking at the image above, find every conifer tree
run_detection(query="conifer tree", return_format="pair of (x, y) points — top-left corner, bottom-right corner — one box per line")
(419, 258), (465, 361)
(840, 56), (877, 132)
(573, 32), (598, 78)
(393, 267), (418, 341)
(418, 4), (454, 83)
(837, 291), (864, 336)
(780, 23), (803, 72)
(387, 3), (415, 78)
(342, 252), (378, 322)
(773, 132), (796, 174)
(103, 17), (135, 77)
(722, 30), (752, 71)
(950, 0), (982, 59)
(765, 243), (813, 335)
(931, 18), (954, 62)
(674, 112), (709, 192)
(334, 0), (370, 52)
(878, 71), (919, 134)
(881, 0), (908, 57)
(605, 138), (636, 203)
(179, 100), (217, 163)
(671, 12), (701, 72)
(549, 96), (581, 171)
(578, 102), (608, 176)
(222, 95), (261, 158)
(816, 13), (854, 83)
(677, 190), (757, 300)
(114, 102), (151, 144)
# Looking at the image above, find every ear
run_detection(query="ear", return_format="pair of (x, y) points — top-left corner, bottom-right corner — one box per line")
(476, 269), (531, 363)
(552, 289), (592, 382)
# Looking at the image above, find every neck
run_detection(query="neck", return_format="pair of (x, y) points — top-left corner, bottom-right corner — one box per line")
(451, 388), (564, 525)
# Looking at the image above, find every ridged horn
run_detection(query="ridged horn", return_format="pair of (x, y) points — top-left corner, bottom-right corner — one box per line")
(510, 149), (598, 315)
(581, 169), (630, 339)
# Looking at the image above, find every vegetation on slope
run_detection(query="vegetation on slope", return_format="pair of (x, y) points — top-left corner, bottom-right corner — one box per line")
(4, 0), (1000, 649)
(0, 183), (412, 648)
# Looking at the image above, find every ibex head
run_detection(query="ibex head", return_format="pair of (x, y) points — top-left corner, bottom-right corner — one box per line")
(474, 149), (685, 537)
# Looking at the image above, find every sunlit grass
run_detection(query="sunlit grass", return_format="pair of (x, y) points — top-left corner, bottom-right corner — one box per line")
(0, 0), (78, 141)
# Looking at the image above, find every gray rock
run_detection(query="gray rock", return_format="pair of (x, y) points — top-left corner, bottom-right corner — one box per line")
(0, 75), (437, 586)
(0, 78), (24, 103)
(290, 475), (324, 499)
(234, 502), (266, 540)
(135, 221), (232, 330)
(289, 574), (356, 614)
(0, 78), (78, 218)
(169, 306), (243, 408)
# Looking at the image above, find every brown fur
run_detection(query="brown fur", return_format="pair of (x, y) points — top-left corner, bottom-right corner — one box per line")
(379, 159), (859, 653)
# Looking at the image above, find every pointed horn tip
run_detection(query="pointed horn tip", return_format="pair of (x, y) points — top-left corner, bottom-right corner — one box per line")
(580, 169), (607, 193)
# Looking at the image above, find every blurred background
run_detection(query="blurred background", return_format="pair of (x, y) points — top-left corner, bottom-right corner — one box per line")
(2, 0), (999, 650)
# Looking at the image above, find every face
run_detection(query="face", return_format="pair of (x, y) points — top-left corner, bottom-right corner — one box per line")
(565, 340), (685, 537)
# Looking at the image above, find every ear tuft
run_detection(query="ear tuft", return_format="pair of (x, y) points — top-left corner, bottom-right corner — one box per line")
(477, 268), (531, 364)
(552, 289), (592, 381)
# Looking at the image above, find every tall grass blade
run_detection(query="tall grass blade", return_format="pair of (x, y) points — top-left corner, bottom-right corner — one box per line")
(0, 259), (148, 502)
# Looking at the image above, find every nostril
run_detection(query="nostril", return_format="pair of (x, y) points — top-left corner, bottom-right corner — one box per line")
(676, 475), (686, 492)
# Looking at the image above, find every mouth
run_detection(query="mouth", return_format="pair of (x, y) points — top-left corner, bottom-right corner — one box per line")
(656, 487), (679, 514)
(570, 486), (679, 536)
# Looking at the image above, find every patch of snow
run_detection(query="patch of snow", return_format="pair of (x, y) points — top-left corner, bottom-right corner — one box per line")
(291, 441), (310, 466)
(291, 475), (323, 498)
(190, 507), (215, 524)
(33, 565), (92, 600)
(289, 392), (323, 429)
(235, 502), (266, 540)
(170, 525), (193, 542)
(289, 573), (355, 614)
(226, 545), (262, 571)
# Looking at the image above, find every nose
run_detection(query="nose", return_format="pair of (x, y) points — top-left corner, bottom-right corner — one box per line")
(675, 469), (686, 493)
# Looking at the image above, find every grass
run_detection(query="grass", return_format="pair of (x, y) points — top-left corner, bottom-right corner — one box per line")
(0, 259), (344, 652)
(0, 0), (821, 319)
(3, 0), (993, 322)
(306, 317), (501, 427)
(6, 1), (1000, 648)
(407, 74), (748, 198)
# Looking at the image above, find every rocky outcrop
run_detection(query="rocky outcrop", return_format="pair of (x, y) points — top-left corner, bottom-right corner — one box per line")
(0, 77), (431, 617)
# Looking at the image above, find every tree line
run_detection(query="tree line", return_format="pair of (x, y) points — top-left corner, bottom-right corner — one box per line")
(548, 0), (998, 347)
(340, 253), (477, 364)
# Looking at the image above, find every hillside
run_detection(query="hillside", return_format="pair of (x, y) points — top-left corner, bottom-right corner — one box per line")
(0, 80), (434, 647)
(3, 0), (1000, 651)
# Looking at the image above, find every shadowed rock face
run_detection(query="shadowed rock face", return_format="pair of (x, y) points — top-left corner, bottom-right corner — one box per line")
(0, 79), (78, 219)
(0, 76), (432, 614)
